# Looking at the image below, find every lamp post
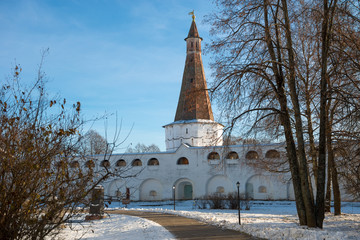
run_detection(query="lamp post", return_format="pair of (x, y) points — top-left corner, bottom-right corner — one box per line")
(172, 185), (176, 210)
(236, 181), (241, 225)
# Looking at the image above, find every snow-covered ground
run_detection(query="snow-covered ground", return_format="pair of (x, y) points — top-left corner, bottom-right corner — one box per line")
(58, 200), (360, 240)
(56, 214), (175, 240)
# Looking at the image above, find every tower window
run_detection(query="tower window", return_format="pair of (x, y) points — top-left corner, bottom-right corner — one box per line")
(191, 42), (193, 47)
(190, 78), (193, 83)
(186, 128), (188, 134)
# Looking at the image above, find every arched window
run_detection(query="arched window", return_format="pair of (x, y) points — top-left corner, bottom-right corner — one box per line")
(216, 186), (225, 193)
(100, 160), (110, 167)
(56, 160), (66, 168)
(245, 151), (259, 160)
(177, 157), (189, 165)
(70, 161), (79, 168)
(208, 152), (220, 160)
(226, 151), (239, 159)
(149, 190), (157, 196)
(265, 150), (280, 159)
(148, 158), (159, 166)
(116, 159), (126, 167)
(132, 159), (142, 166)
(85, 160), (95, 168)
(258, 186), (267, 193)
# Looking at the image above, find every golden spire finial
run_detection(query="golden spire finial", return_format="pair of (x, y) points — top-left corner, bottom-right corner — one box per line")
(188, 10), (195, 22)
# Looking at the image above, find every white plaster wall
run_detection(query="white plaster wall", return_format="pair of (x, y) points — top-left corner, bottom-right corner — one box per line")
(206, 175), (233, 195)
(87, 143), (325, 202)
(164, 120), (223, 151)
(139, 179), (163, 201)
(245, 174), (289, 200)
(107, 179), (126, 197)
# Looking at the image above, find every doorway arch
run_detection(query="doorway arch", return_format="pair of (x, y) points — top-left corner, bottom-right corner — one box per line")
(174, 178), (194, 200)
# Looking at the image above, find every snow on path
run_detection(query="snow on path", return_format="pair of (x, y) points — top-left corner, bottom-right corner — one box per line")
(56, 214), (175, 240)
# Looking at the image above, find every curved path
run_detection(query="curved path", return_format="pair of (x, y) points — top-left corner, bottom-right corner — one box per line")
(109, 210), (262, 240)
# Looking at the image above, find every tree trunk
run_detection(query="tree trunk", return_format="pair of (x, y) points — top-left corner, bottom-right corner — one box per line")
(325, 162), (332, 213)
(316, 0), (337, 228)
(281, 0), (316, 227)
(326, 113), (341, 215)
(279, 106), (308, 225)
(331, 158), (341, 215)
(263, 0), (307, 225)
(305, 97), (318, 185)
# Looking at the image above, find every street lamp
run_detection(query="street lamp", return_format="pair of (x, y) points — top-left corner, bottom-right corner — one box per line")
(236, 181), (241, 225)
(172, 185), (176, 210)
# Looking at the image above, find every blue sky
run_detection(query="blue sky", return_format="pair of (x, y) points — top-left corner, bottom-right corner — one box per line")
(0, 0), (218, 151)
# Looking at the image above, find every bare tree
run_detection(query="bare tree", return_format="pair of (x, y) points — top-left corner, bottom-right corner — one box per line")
(126, 143), (161, 153)
(0, 54), (132, 239)
(336, 142), (360, 200)
(80, 130), (108, 155)
(206, 0), (359, 228)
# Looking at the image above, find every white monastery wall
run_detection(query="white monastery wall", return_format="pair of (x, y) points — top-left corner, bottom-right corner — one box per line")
(83, 143), (294, 202)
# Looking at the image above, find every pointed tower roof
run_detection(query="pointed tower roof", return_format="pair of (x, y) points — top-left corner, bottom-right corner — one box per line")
(185, 19), (202, 40)
(174, 16), (214, 122)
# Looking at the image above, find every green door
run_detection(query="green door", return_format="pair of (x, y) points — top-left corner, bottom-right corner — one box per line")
(184, 184), (193, 199)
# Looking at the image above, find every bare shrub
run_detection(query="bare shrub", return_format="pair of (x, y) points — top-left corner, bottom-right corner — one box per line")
(207, 193), (226, 209)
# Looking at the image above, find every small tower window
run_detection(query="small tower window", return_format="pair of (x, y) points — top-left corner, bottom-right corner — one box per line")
(191, 42), (193, 47)
(186, 128), (188, 134)
(190, 78), (193, 83)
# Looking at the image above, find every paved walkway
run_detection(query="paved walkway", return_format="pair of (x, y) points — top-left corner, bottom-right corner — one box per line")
(109, 210), (262, 240)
